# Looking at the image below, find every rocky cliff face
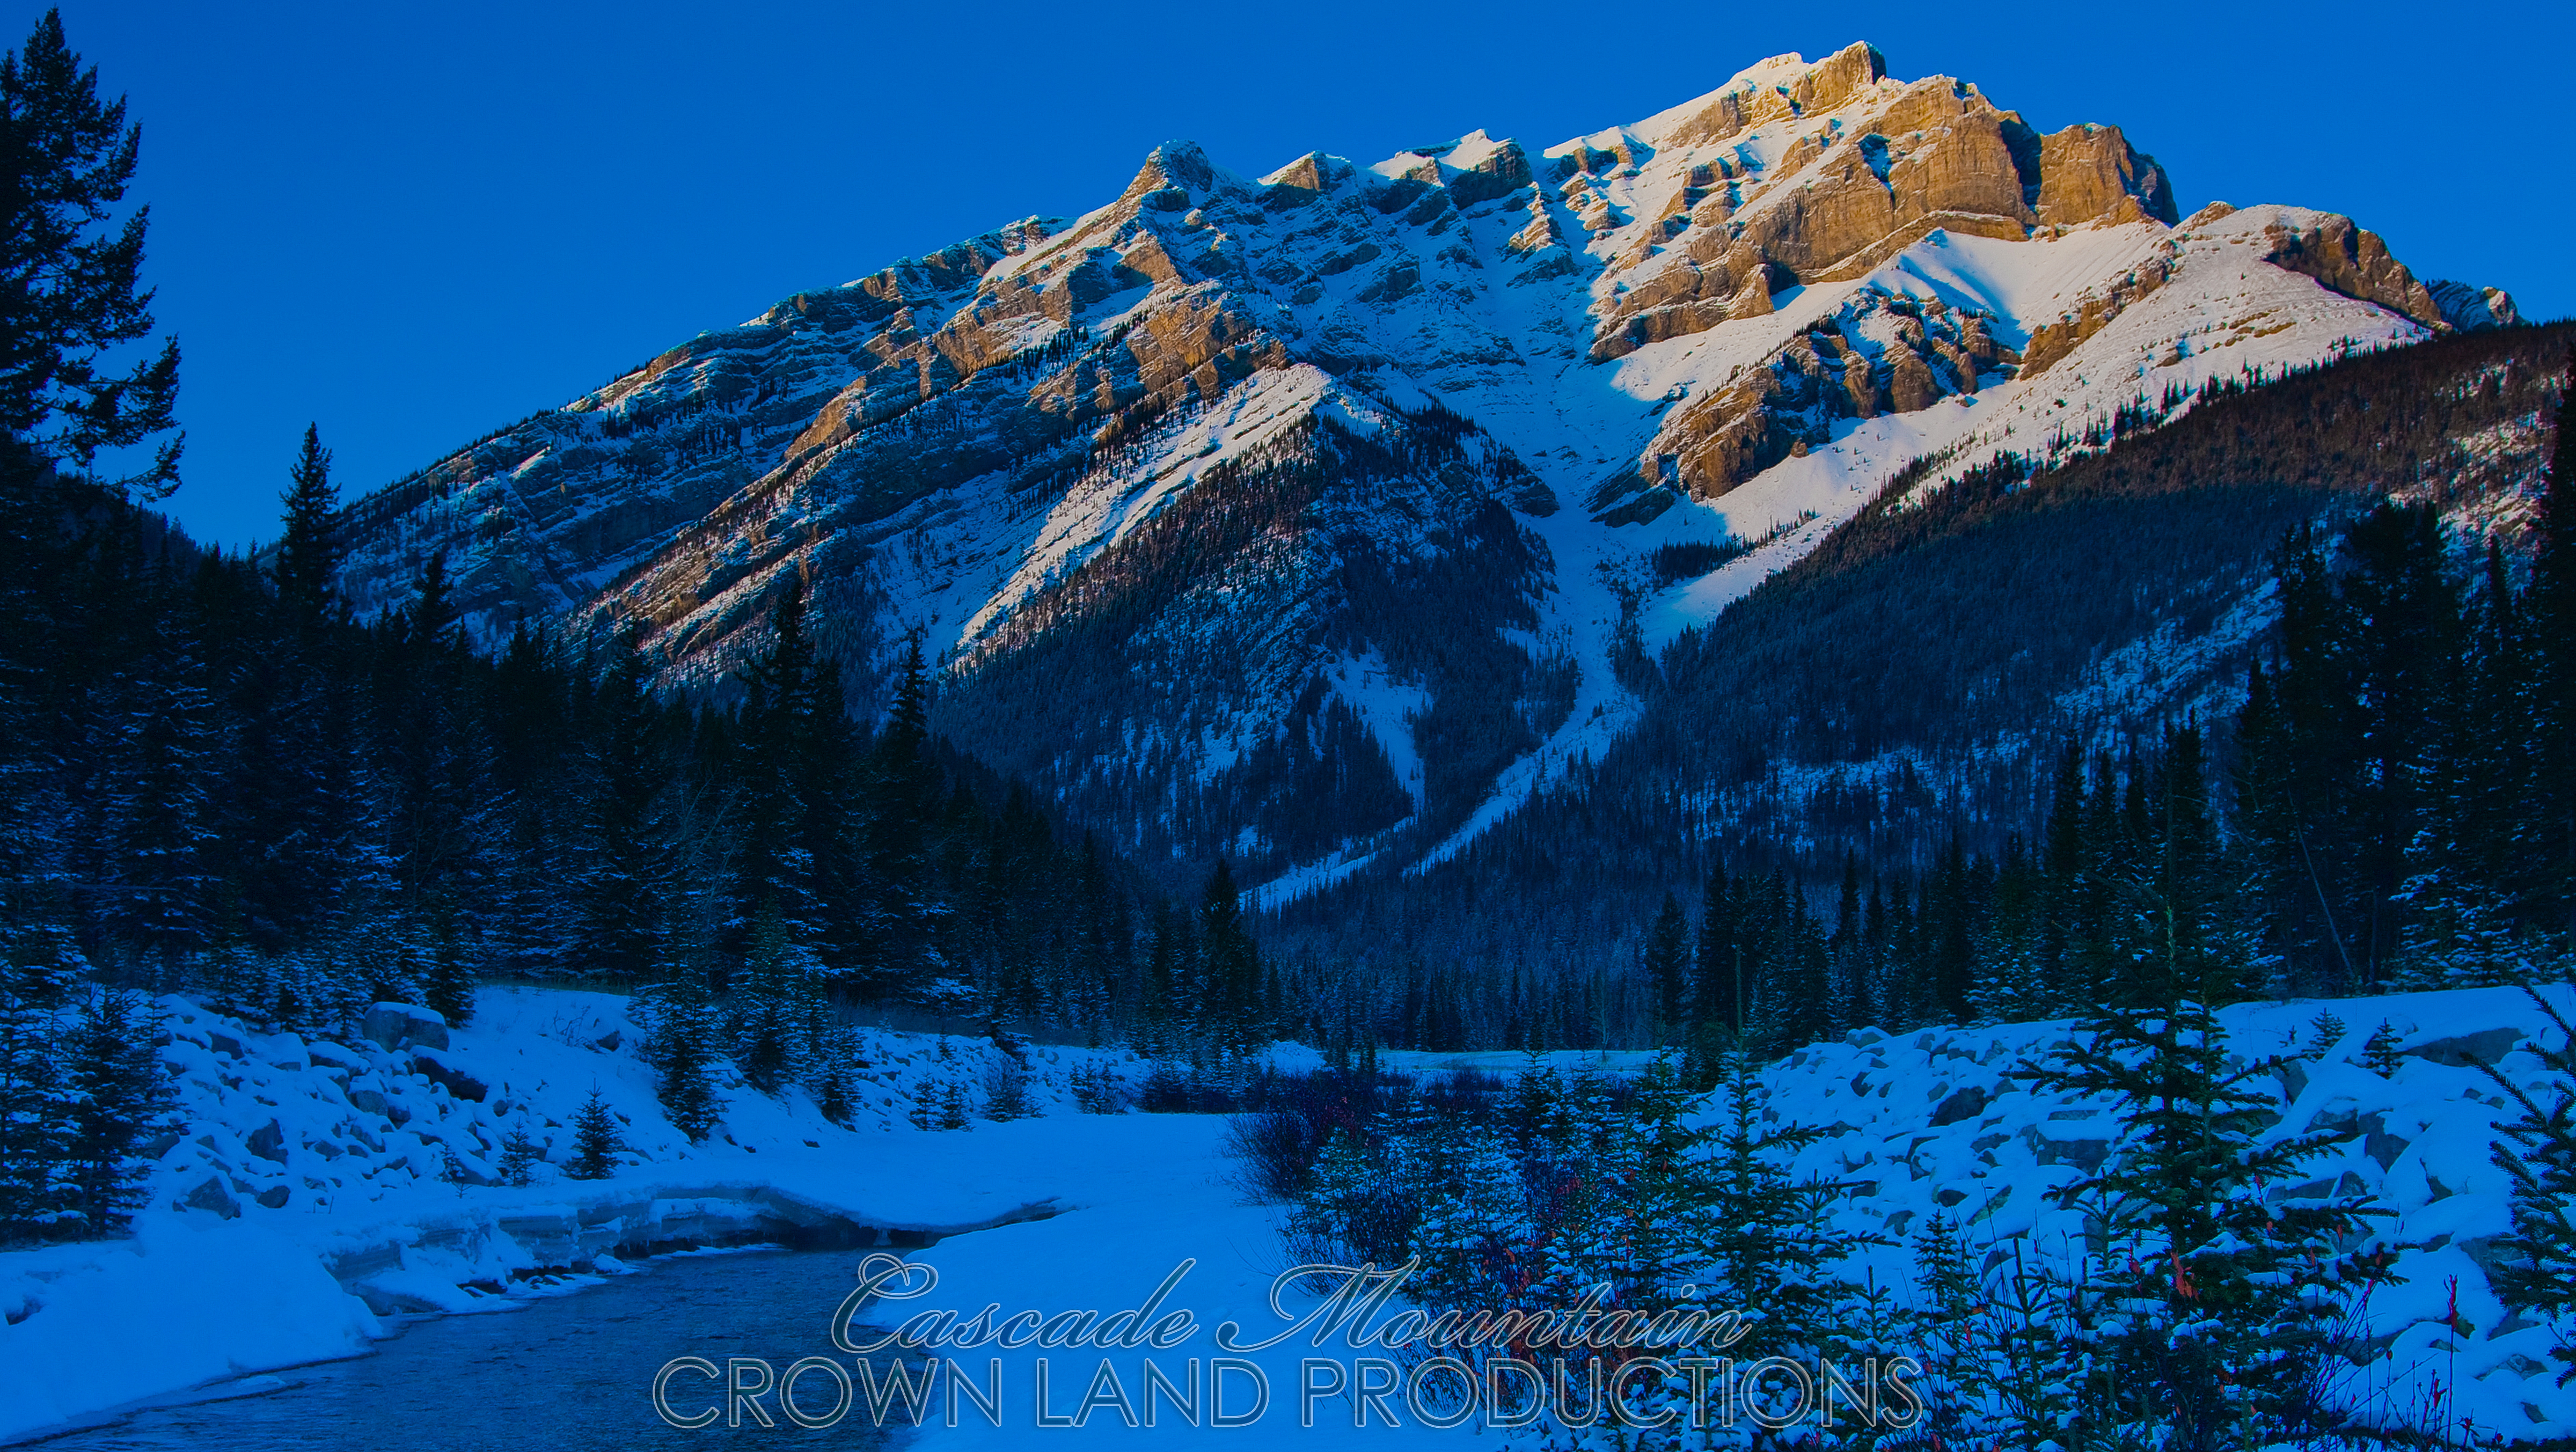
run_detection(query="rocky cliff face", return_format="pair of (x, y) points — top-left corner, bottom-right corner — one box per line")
(329, 43), (2514, 894)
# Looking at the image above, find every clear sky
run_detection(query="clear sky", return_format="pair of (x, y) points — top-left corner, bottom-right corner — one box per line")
(37, 0), (2572, 551)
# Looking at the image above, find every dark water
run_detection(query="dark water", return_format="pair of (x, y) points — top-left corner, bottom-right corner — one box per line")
(31, 1248), (917, 1450)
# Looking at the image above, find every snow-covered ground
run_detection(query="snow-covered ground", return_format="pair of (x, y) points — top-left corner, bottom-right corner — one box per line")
(3, 985), (2566, 1444)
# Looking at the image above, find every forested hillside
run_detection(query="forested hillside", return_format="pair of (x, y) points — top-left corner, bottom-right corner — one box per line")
(1268, 327), (2575, 1059)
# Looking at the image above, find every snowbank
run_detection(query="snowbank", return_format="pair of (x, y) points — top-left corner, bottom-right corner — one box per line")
(0, 987), (1147, 1444)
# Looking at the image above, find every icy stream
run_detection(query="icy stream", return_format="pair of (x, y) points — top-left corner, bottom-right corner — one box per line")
(27, 1246), (911, 1449)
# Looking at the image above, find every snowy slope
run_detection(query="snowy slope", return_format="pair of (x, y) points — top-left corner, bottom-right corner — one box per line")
(322, 43), (2512, 896)
(0, 988), (1150, 1443)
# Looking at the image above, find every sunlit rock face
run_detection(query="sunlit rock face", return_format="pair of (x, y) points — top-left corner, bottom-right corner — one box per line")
(330, 43), (2491, 886)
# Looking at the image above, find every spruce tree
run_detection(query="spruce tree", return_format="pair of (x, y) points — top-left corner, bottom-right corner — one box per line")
(2362, 1019), (2405, 1077)
(1197, 859), (1263, 1056)
(496, 1122), (541, 1186)
(936, 1076), (972, 1131)
(573, 627), (665, 979)
(730, 899), (809, 1094)
(982, 1057), (1031, 1122)
(274, 425), (338, 625)
(650, 963), (723, 1142)
(2028, 976), (2389, 1445)
(566, 1088), (623, 1180)
(421, 915), (475, 1028)
(106, 615), (217, 968)
(2485, 988), (2576, 1383)
(1641, 891), (1687, 1043)
(0, 9), (182, 499)
(0, 917), (80, 1241)
(53, 985), (174, 1236)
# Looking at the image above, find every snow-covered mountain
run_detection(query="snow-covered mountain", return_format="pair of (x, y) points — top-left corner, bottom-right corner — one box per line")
(330, 42), (2521, 893)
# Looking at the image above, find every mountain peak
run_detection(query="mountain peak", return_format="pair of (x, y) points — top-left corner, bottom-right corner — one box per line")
(1123, 139), (1217, 201)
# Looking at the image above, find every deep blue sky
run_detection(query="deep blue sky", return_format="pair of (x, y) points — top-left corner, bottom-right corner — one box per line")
(44, 1), (2571, 550)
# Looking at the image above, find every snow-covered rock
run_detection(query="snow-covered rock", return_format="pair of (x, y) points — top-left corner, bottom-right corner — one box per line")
(323, 43), (2496, 896)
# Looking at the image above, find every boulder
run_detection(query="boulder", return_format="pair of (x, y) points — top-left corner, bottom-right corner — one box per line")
(412, 1048), (490, 1103)
(245, 1119), (289, 1164)
(363, 1002), (450, 1052)
(2406, 1027), (2522, 1069)
(180, 1175), (240, 1220)
(1930, 1083), (1989, 1126)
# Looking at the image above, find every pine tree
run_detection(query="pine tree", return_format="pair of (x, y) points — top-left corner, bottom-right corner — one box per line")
(2362, 1019), (2405, 1077)
(421, 915), (475, 1028)
(0, 915), (82, 1241)
(0, 10), (182, 499)
(1641, 891), (1687, 1043)
(566, 1087), (623, 1180)
(496, 1122), (541, 1187)
(275, 425), (338, 625)
(936, 1075), (973, 1132)
(52, 985), (174, 1236)
(814, 1047), (856, 1128)
(2301, 1008), (2347, 1061)
(105, 614), (218, 967)
(650, 965), (723, 1142)
(1690, 862), (1741, 1047)
(572, 627), (666, 979)
(983, 1057), (1032, 1122)
(730, 899), (810, 1095)
(2485, 988), (2576, 1382)
(438, 1143), (471, 1194)
(2027, 981), (2391, 1446)
(1197, 859), (1263, 1057)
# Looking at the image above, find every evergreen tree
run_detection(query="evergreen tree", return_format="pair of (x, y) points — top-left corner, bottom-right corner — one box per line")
(274, 425), (338, 625)
(730, 899), (810, 1095)
(2028, 977), (2390, 1446)
(1641, 891), (1686, 1043)
(2485, 988), (2576, 1383)
(104, 612), (217, 968)
(572, 628), (667, 978)
(0, 9), (182, 499)
(2361, 1019), (2405, 1078)
(1197, 859), (1263, 1056)
(52, 985), (174, 1236)
(982, 1056), (1032, 1122)
(936, 1075), (973, 1131)
(647, 961), (723, 1142)
(0, 918), (80, 1240)
(566, 1088), (622, 1180)
(496, 1122), (541, 1187)
(421, 914), (474, 1028)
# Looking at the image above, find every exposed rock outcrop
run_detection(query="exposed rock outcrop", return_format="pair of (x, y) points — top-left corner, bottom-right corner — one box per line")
(1609, 293), (2012, 509)
(1592, 69), (2175, 362)
(2259, 214), (2443, 327)
(2428, 278), (2521, 332)
(2021, 247), (2179, 376)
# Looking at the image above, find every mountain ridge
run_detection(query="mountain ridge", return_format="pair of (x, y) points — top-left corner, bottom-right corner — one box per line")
(323, 41), (2525, 904)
